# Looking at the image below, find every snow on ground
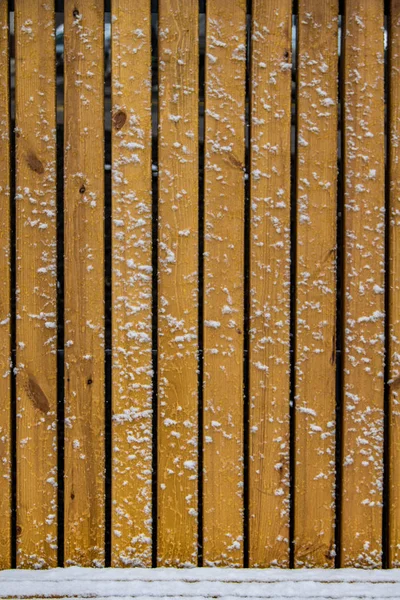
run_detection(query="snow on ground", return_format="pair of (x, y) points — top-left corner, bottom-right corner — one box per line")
(1, 567), (400, 599)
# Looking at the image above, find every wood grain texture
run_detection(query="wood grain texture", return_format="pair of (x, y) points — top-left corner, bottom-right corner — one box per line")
(64, 0), (105, 566)
(294, 0), (338, 568)
(157, 0), (199, 566)
(341, 0), (385, 568)
(15, 0), (57, 569)
(0, 0), (10, 571)
(111, 0), (153, 568)
(389, 0), (400, 568)
(203, 0), (246, 567)
(248, 0), (292, 568)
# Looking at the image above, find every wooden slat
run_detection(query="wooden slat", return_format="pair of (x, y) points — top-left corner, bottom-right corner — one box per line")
(64, 0), (105, 566)
(0, 0), (10, 571)
(111, 0), (153, 568)
(203, 0), (246, 567)
(15, 0), (57, 568)
(390, 0), (400, 568)
(342, 0), (385, 568)
(157, 0), (199, 566)
(294, 0), (338, 568)
(248, 0), (292, 568)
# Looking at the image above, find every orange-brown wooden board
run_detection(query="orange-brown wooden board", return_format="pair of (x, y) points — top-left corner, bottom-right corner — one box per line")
(111, 0), (153, 568)
(15, 0), (57, 568)
(249, 0), (292, 568)
(342, 0), (385, 568)
(64, 0), (105, 566)
(294, 0), (338, 567)
(203, 0), (246, 567)
(157, 0), (199, 566)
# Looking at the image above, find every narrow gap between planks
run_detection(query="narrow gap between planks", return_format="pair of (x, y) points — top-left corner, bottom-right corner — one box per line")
(383, 0), (391, 570)
(9, 0), (16, 570)
(56, 0), (65, 567)
(197, 0), (206, 568)
(104, 0), (113, 569)
(243, 0), (252, 569)
(335, 0), (345, 569)
(289, 1), (299, 570)
(151, 0), (159, 568)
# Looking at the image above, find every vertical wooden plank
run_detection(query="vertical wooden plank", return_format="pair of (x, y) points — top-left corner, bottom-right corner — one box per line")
(64, 0), (105, 566)
(111, 0), (153, 567)
(249, 0), (292, 568)
(0, 0), (10, 571)
(294, 1), (338, 567)
(157, 0), (198, 566)
(342, 0), (385, 568)
(390, 0), (400, 568)
(203, 0), (246, 566)
(15, 0), (57, 568)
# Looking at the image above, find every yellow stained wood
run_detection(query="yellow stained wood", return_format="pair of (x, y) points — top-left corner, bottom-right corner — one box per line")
(294, 0), (338, 568)
(64, 0), (105, 566)
(15, 0), (57, 569)
(390, 0), (400, 568)
(249, 0), (292, 568)
(342, 0), (385, 568)
(157, 0), (199, 566)
(15, 0), (57, 568)
(203, 0), (246, 567)
(0, 0), (10, 571)
(111, 0), (153, 567)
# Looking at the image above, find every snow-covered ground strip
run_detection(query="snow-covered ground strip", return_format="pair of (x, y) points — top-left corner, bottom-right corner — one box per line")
(1, 568), (400, 599)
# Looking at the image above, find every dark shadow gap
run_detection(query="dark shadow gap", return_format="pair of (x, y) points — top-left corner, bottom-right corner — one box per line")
(334, 2), (345, 569)
(151, 3), (159, 569)
(104, 1), (112, 569)
(383, 0), (391, 570)
(197, 0), (206, 568)
(55, 5), (65, 567)
(9, 0), (16, 570)
(289, 2), (298, 570)
(243, 0), (252, 570)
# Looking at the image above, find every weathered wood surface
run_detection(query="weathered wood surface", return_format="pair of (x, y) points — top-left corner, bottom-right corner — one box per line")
(203, 0), (246, 567)
(249, 0), (292, 568)
(64, 0), (105, 566)
(0, 0), (395, 571)
(341, 0), (385, 568)
(294, 0), (338, 568)
(111, 0), (153, 568)
(15, 0), (57, 568)
(157, 0), (199, 567)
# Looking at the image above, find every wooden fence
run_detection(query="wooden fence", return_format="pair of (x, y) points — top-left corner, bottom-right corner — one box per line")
(0, 0), (398, 571)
